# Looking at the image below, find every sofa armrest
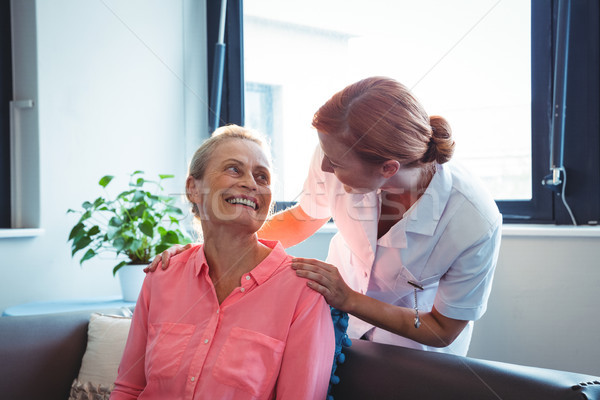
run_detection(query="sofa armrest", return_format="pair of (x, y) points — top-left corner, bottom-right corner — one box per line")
(331, 339), (600, 400)
(0, 311), (92, 400)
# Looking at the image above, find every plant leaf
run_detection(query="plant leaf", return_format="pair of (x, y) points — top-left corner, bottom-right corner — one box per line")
(159, 174), (174, 180)
(122, 236), (134, 252)
(155, 244), (170, 254)
(130, 239), (143, 253)
(99, 175), (114, 188)
(130, 204), (146, 218)
(72, 235), (92, 256)
(140, 220), (154, 237)
(80, 248), (96, 264)
(92, 197), (105, 208)
(113, 236), (125, 251)
(88, 225), (101, 236)
(106, 225), (120, 240)
(132, 190), (146, 202)
(131, 177), (145, 187)
(68, 222), (85, 241)
(162, 230), (179, 244)
(112, 260), (129, 276)
(80, 210), (92, 222)
(109, 216), (123, 227)
(116, 189), (135, 199)
(166, 205), (184, 216)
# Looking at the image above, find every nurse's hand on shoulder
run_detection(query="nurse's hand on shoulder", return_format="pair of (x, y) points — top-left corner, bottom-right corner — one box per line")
(144, 243), (192, 273)
(291, 257), (356, 311)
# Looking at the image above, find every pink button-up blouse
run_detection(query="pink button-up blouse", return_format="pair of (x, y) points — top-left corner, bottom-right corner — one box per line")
(111, 240), (334, 400)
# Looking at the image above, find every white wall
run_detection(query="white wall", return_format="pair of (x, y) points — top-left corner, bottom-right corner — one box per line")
(0, 0), (207, 311)
(468, 228), (600, 376)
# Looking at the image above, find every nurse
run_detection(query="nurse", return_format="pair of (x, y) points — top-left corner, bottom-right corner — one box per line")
(150, 76), (502, 356)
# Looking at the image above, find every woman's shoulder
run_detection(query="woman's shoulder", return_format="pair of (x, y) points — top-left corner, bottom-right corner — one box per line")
(174, 243), (203, 261)
(151, 243), (203, 278)
(269, 256), (326, 302)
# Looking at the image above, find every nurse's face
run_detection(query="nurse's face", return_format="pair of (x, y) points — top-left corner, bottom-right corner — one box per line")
(318, 131), (384, 194)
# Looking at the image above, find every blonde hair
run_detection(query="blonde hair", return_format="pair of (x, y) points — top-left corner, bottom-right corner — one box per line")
(312, 76), (455, 168)
(186, 125), (273, 219)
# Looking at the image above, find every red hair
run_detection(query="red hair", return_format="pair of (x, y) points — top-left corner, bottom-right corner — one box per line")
(312, 76), (454, 167)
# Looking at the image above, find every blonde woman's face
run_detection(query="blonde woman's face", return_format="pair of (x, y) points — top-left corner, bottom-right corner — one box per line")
(188, 139), (272, 232)
(318, 131), (384, 194)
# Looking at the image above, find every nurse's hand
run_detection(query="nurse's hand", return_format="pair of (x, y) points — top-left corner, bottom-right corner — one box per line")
(144, 243), (192, 273)
(291, 257), (356, 311)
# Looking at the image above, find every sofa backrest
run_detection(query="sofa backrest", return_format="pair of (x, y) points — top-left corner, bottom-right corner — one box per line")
(0, 310), (108, 400)
(2, 310), (600, 400)
(331, 339), (600, 400)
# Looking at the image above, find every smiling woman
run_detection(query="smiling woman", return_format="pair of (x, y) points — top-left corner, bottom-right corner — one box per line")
(111, 125), (334, 399)
(186, 128), (273, 232)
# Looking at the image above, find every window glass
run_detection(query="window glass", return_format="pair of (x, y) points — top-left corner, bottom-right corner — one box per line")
(243, 0), (531, 202)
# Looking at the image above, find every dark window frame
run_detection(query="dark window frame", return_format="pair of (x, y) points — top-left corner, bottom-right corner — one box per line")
(499, 0), (600, 225)
(206, 0), (244, 129)
(550, 0), (600, 226)
(1, 0), (13, 228)
(496, 0), (553, 223)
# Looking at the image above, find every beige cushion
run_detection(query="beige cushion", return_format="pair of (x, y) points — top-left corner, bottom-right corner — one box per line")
(68, 313), (132, 400)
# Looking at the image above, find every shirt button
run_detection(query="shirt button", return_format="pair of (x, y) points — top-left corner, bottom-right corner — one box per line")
(204, 339), (209, 344)
(240, 287), (245, 293)
(245, 275), (251, 280)
(190, 376), (195, 382)
(216, 309), (220, 314)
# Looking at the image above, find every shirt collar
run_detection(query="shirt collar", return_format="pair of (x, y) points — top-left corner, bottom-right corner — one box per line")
(248, 239), (289, 285)
(193, 239), (289, 285)
(404, 163), (452, 236)
(194, 246), (209, 277)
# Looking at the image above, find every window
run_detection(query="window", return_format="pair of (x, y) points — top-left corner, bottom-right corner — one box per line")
(222, 0), (599, 225)
(244, 0), (533, 205)
(0, 0), (12, 228)
(2, 0), (41, 231)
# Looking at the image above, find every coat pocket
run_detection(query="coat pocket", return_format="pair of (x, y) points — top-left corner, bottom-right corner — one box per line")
(212, 327), (285, 397)
(146, 322), (195, 380)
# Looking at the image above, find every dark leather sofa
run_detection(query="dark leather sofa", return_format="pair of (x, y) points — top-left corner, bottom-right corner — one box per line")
(1, 310), (599, 400)
(331, 340), (600, 399)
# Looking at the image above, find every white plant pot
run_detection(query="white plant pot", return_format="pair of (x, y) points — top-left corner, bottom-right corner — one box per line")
(117, 264), (146, 302)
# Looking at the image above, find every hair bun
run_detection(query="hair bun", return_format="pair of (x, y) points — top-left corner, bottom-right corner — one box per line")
(426, 116), (455, 164)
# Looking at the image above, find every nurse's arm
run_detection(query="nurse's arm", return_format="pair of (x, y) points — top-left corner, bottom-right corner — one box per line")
(258, 203), (330, 249)
(292, 257), (468, 347)
(347, 292), (469, 348)
(145, 204), (328, 273)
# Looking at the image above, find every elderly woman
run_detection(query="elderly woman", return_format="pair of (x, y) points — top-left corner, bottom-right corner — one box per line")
(111, 125), (334, 399)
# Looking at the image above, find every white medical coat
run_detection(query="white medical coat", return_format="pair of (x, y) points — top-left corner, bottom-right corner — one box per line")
(299, 146), (502, 356)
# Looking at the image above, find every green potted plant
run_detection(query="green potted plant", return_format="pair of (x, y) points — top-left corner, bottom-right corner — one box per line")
(67, 171), (192, 301)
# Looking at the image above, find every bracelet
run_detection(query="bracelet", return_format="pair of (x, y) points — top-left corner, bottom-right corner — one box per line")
(407, 281), (424, 329)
